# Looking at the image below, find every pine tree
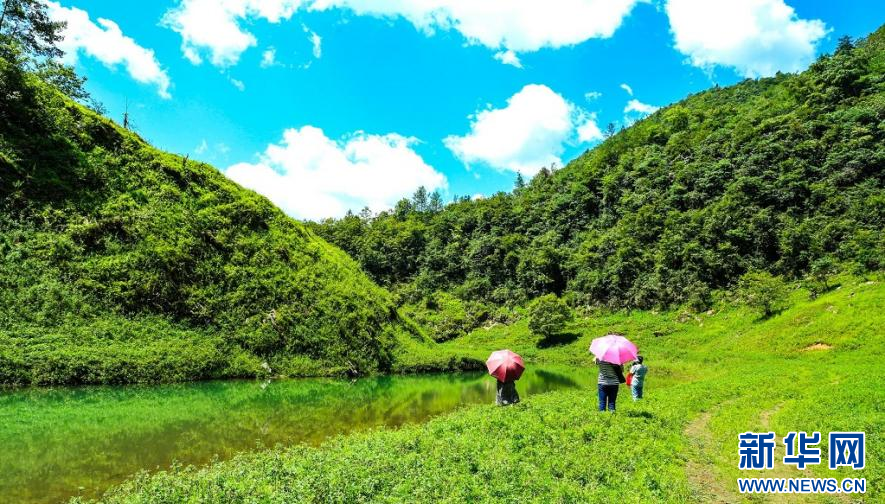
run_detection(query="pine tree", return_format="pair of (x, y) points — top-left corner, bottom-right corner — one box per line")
(428, 191), (443, 213)
(836, 35), (854, 55)
(604, 122), (616, 138)
(412, 186), (428, 212)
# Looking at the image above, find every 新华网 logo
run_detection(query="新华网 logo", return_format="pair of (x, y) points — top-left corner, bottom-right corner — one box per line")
(828, 432), (865, 470)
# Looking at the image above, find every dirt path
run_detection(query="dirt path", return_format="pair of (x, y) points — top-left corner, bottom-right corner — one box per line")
(685, 410), (742, 503)
(757, 404), (852, 504)
(685, 403), (854, 504)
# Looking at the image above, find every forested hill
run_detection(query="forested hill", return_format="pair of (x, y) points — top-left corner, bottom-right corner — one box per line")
(0, 54), (420, 385)
(313, 28), (884, 315)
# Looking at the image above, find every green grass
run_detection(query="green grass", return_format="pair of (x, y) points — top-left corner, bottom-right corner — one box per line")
(86, 277), (883, 502)
(1, 57), (427, 385)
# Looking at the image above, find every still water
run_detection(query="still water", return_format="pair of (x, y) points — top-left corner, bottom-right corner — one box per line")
(0, 367), (593, 503)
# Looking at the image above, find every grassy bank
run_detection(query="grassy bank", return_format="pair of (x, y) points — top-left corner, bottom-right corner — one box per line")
(85, 277), (883, 502)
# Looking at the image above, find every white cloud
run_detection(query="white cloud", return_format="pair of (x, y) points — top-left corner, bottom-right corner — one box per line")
(493, 49), (522, 68)
(624, 98), (659, 115)
(229, 77), (245, 91)
(577, 113), (604, 143)
(665, 0), (828, 78)
(619, 83), (633, 95)
(46, 1), (171, 98)
(163, 0), (639, 66)
(444, 84), (601, 176)
(314, 0), (639, 54)
(584, 91), (602, 101)
(225, 127), (447, 220)
(195, 139), (209, 154)
(194, 140), (231, 160)
(162, 0), (303, 67)
(260, 47), (277, 68)
(306, 27), (323, 58)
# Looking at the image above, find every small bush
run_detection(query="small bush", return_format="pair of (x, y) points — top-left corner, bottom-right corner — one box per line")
(737, 271), (789, 317)
(527, 294), (573, 338)
(807, 257), (837, 298)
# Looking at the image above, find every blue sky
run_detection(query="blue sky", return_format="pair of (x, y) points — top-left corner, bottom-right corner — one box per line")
(46, 0), (884, 220)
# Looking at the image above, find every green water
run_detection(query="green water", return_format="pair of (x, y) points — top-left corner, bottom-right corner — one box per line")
(0, 367), (593, 503)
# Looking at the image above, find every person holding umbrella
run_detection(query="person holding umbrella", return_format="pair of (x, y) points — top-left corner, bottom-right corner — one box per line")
(486, 349), (524, 406)
(589, 333), (638, 412)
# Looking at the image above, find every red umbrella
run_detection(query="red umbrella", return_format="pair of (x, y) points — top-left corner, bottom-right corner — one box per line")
(486, 349), (525, 382)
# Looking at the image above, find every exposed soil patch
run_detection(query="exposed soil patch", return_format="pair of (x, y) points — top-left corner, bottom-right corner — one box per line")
(802, 343), (833, 351)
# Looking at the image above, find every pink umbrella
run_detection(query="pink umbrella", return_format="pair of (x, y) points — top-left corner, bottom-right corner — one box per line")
(589, 334), (638, 364)
(486, 349), (525, 382)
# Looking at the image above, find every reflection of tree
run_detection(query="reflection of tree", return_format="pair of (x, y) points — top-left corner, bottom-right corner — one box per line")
(532, 370), (579, 388)
(0, 368), (588, 503)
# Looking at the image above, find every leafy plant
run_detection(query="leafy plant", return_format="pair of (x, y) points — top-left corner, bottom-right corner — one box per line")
(807, 257), (837, 298)
(527, 294), (573, 338)
(737, 271), (789, 317)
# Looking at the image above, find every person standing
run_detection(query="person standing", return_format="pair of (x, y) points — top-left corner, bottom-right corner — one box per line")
(629, 356), (648, 400)
(596, 358), (625, 412)
(496, 379), (520, 406)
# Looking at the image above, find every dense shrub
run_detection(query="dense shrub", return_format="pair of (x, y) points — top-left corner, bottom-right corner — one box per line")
(737, 271), (790, 317)
(400, 291), (490, 342)
(527, 294), (573, 338)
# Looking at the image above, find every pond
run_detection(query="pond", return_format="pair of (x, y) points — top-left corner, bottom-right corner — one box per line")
(0, 366), (595, 503)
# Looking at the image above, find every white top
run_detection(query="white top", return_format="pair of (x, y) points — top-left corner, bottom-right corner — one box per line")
(630, 364), (648, 386)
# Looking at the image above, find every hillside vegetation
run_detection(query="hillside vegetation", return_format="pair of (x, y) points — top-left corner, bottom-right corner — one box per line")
(84, 278), (884, 503)
(1, 11), (882, 390)
(313, 30), (884, 340)
(0, 51), (433, 385)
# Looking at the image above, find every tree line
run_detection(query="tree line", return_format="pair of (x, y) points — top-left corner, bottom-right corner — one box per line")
(312, 32), (884, 319)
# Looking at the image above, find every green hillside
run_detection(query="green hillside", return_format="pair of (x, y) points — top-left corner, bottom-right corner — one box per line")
(84, 278), (884, 503)
(313, 29), (884, 339)
(0, 6), (881, 502)
(2, 26), (882, 384)
(0, 54), (431, 385)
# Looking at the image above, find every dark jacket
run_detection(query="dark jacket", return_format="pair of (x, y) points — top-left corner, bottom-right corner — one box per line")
(496, 380), (520, 405)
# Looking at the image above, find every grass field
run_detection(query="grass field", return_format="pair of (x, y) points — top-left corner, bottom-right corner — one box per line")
(81, 277), (883, 503)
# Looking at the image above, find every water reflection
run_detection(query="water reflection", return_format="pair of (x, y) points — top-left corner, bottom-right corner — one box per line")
(0, 366), (593, 503)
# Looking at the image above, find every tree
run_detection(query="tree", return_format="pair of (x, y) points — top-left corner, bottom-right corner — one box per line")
(527, 294), (573, 338)
(835, 35), (854, 55)
(0, 0), (65, 59)
(311, 37), (881, 313)
(393, 198), (412, 220)
(35, 59), (87, 100)
(737, 271), (789, 317)
(514, 173), (526, 190)
(808, 257), (836, 298)
(412, 186), (428, 212)
(428, 191), (443, 213)
(604, 122), (616, 138)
